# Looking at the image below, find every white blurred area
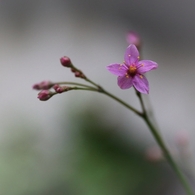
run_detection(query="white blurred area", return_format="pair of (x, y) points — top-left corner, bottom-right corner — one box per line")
(1, 0), (195, 188)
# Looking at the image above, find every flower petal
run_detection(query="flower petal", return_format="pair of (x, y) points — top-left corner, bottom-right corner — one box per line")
(133, 75), (149, 94)
(137, 60), (158, 74)
(106, 63), (127, 76)
(124, 44), (139, 65)
(117, 75), (133, 89)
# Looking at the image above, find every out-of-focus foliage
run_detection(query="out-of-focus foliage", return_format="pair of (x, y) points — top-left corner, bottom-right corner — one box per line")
(61, 107), (173, 195)
(0, 107), (174, 195)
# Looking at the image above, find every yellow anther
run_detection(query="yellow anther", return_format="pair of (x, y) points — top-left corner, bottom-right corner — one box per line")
(129, 65), (137, 74)
(139, 75), (143, 79)
(126, 65), (137, 77)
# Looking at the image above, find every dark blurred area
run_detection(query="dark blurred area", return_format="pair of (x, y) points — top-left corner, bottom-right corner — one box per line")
(1, 0), (195, 194)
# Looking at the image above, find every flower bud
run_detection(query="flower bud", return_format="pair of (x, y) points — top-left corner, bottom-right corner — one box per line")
(126, 31), (141, 49)
(74, 71), (86, 79)
(53, 84), (69, 93)
(74, 71), (81, 77)
(60, 56), (72, 67)
(33, 81), (53, 90)
(37, 90), (52, 101)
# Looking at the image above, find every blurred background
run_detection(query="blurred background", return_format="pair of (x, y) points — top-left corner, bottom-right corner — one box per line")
(1, 0), (195, 194)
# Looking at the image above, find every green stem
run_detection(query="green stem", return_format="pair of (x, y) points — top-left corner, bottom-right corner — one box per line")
(135, 90), (146, 114)
(59, 65), (193, 193)
(80, 77), (142, 116)
(137, 92), (193, 195)
(55, 82), (95, 89)
(144, 114), (193, 195)
(100, 87), (193, 194)
(61, 83), (141, 116)
(99, 88), (142, 116)
(52, 85), (99, 98)
(84, 77), (101, 89)
(70, 86), (99, 92)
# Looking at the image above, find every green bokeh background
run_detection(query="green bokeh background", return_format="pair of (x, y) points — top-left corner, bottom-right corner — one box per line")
(0, 105), (175, 195)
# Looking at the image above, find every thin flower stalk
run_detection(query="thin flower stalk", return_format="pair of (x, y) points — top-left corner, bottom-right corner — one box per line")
(33, 43), (194, 194)
(56, 81), (97, 89)
(144, 115), (193, 195)
(137, 92), (194, 195)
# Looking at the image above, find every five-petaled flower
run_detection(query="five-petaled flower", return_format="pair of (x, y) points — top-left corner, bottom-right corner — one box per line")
(106, 44), (158, 94)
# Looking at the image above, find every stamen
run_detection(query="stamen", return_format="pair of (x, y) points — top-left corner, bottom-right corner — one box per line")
(119, 63), (123, 69)
(125, 73), (129, 78)
(136, 63), (144, 70)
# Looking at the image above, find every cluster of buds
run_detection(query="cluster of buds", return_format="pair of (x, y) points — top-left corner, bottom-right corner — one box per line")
(33, 56), (91, 101)
(34, 83), (71, 101)
(60, 56), (86, 79)
(53, 84), (70, 93)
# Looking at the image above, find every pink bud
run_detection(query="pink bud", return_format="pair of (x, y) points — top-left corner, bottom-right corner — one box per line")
(53, 84), (69, 93)
(74, 71), (86, 79)
(53, 84), (62, 93)
(37, 90), (52, 101)
(126, 31), (141, 48)
(33, 81), (53, 90)
(53, 84), (60, 91)
(60, 56), (72, 67)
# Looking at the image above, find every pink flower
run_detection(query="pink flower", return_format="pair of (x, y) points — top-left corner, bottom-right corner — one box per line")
(106, 44), (158, 94)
